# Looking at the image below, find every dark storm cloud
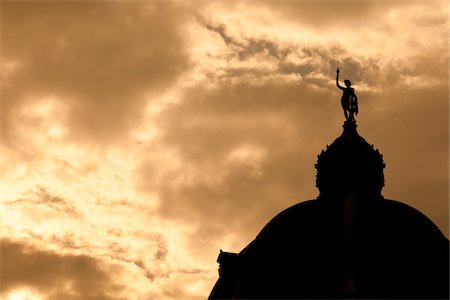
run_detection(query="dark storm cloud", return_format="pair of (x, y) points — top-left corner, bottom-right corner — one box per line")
(0, 238), (127, 300)
(1, 1), (189, 143)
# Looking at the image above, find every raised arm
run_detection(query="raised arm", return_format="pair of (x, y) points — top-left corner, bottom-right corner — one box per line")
(336, 68), (344, 90)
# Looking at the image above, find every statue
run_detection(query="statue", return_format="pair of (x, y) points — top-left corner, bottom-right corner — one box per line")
(336, 68), (358, 121)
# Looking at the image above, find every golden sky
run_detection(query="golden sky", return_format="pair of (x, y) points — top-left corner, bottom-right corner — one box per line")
(0, 1), (448, 299)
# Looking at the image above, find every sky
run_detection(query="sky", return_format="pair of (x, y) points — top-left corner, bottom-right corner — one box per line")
(0, 0), (448, 299)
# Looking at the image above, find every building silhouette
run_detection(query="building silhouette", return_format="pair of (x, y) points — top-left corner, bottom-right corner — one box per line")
(209, 120), (449, 299)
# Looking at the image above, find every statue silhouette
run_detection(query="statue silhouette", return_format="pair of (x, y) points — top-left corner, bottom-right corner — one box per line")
(336, 68), (358, 121)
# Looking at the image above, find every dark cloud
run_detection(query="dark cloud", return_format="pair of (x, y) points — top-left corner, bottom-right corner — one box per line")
(0, 238), (127, 300)
(1, 1), (190, 144)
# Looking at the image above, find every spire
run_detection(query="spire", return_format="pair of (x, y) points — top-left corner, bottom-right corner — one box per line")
(315, 120), (385, 200)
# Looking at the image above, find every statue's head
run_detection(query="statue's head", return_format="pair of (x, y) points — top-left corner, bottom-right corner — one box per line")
(344, 79), (351, 87)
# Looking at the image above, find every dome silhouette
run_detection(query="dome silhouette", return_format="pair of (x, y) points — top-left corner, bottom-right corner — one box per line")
(209, 120), (449, 299)
(315, 120), (385, 200)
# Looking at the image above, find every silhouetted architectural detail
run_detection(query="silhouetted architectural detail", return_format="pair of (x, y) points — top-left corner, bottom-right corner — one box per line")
(336, 68), (358, 121)
(209, 250), (244, 298)
(209, 119), (449, 299)
(315, 120), (384, 200)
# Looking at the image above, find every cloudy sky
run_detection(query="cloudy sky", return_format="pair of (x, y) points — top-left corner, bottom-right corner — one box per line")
(0, 1), (448, 299)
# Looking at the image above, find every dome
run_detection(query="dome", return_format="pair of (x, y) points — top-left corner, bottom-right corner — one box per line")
(231, 199), (449, 299)
(209, 120), (449, 300)
(315, 120), (385, 200)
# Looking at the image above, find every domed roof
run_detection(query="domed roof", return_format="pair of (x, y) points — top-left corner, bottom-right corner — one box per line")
(315, 120), (385, 200)
(209, 120), (449, 300)
(235, 198), (449, 299)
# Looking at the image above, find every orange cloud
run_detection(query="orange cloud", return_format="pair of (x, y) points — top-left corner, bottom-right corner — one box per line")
(2, 1), (190, 144)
